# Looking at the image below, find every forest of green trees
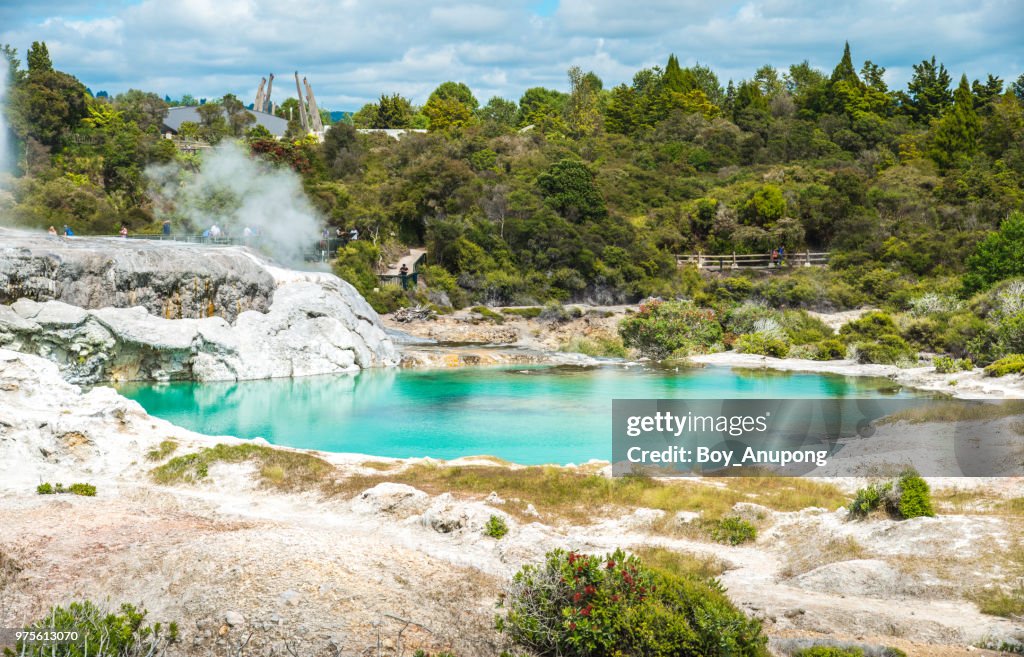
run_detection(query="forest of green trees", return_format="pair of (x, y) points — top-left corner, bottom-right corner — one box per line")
(2, 40), (1024, 366)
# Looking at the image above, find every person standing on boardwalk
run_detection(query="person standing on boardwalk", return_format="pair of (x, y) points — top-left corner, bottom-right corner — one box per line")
(162, 219), (171, 237)
(399, 263), (410, 290)
(120, 225), (128, 238)
(771, 248), (779, 267)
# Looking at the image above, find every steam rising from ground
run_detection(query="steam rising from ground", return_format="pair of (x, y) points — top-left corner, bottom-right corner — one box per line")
(0, 65), (11, 190)
(148, 142), (323, 265)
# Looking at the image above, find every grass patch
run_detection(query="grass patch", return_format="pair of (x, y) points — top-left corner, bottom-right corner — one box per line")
(502, 306), (542, 319)
(334, 464), (848, 525)
(985, 354), (1024, 377)
(879, 400), (1024, 424)
(145, 439), (178, 461)
(559, 335), (628, 358)
(151, 443), (335, 492)
(36, 482), (96, 496)
(470, 305), (504, 323)
(973, 584), (1024, 618)
(631, 545), (726, 580)
(780, 536), (868, 578)
(359, 460), (398, 471)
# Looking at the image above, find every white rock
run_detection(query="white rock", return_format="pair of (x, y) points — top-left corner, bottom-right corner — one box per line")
(224, 611), (245, 627)
(351, 482), (429, 517)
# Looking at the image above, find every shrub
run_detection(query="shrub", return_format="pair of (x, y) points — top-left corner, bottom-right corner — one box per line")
(846, 482), (890, 519)
(470, 305), (505, 323)
(933, 356), (972, 374)
(813, 339), (847, 360)
(963, 210), (1024, 293)
(67, 483), (97, 497)
(618, 300), (723, 359)
(145, 439), (178, 462)
(10, 600), (178, 657)
(734, 333), (790, 358)
(36, 482), (95, 496)
(985, 354), (1024, 377)
(780, 310), (833, 345)
(895, 471), (934, 519)
(502, 306), (543, 319)
(847, 470), (933, 520)
(850, 335), (915, 365)
(560, 335), (628, 358)
(705, 516), (758, 545)
(497, 548), (767, 657)
(793, 648), (864, 657)
(484, 515), (509, 539)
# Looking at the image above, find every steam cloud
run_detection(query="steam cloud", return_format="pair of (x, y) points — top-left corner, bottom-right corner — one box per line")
(147, 142), (323, 265)
(0, 65), (12, 192)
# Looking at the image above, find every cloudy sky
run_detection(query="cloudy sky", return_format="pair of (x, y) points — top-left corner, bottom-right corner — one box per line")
(1, 0), (1021, 111)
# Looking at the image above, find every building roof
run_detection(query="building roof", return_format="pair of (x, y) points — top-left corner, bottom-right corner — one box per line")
(162, 105), (289, 137)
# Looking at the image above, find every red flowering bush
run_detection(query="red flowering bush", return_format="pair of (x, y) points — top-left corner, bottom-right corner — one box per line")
(497, 548), (766, 657)
(618, 300), (724, 359)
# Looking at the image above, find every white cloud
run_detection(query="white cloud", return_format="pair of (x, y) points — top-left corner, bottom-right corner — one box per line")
(0, 0), (1019, 109)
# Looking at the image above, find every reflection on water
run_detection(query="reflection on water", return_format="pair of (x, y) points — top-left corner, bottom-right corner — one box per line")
(117, 364), (919, 465)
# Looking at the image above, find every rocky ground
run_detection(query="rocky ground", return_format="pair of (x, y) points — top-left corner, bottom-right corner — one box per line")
(1, 348), (1022, 656)
(0, 229), (398, 383)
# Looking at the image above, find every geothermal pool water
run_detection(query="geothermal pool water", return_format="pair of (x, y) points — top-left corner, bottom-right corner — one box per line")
(118, 364), (917, 465)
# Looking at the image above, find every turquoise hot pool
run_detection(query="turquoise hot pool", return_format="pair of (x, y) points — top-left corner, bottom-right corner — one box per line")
(117, 364), (916, 465)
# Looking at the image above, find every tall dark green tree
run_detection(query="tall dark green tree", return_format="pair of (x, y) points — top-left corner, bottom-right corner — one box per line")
(907, 56), (953, 122)
(971, 74), (1003, 113)
(26, 41), (51, 74)
(930, 74), (979, 169)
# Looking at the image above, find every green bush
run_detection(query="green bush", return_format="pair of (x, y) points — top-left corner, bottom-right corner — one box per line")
(984, 354), (1024, 377)
(36, 482), (95, 497)
(497, 548), (767, 657)
(963, 210), (1024, 293)
(7, 600), (178, 657)
(560, 335), (628, 358)
(471, 305), (505, 323)
(933, 356), (972, 373)
(847, 471), (933, 520)
(502, 306), (543, 319)
(705, 516), (758, 545)
(792, 647), (864, 657)
(484, 515), (509, 539)
(846, 482), (891, 519)
(813, 339), (847, 360)
(733, 333), (790, 358)
(618, 300), (723, 359)
(780, 310), (833, 345)
(851, 334), (915, 365)
(895, 471), (934, 519)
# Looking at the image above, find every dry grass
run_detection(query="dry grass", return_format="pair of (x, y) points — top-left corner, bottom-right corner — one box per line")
(145, 439), (179, 462)
(929, 489), (1024, 517)
(879, 400), (1024, 424)
(333, 463), (849, 524)
(631, 546), (727, 580)
(151, 443), (335, 492)
(780, 536), (869, 579)
(359, 460), (399, 471)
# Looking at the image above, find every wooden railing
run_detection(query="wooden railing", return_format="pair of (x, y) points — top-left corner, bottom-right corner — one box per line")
(676, 251), (830, 271)
(378, 251), (427, 288)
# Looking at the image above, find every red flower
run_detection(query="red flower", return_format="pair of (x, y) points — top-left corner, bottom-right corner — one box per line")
(581, 605), (592, 617)
(584, 585), (596, 595)
(606, 559), (616, 569)
(573, 592), (582, 602)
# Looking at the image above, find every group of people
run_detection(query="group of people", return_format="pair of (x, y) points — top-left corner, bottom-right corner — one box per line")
(770, 246), (787, 266)
(47, 225), (74, 237)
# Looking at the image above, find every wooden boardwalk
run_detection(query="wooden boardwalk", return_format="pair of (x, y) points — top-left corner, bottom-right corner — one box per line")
(677, 251), (829, 271)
